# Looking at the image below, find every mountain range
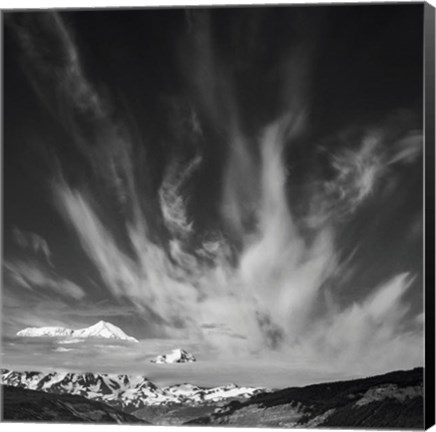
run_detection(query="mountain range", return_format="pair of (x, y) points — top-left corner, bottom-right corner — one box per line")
(16, 320), (138, 343)
(1, 367), (424, 427)
(0, 369), (264, 412)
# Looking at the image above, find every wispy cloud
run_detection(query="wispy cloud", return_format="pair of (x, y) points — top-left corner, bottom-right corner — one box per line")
(55, 182), (202, 337)
(328, 133), (384, 214)
(2, 259), (87, 336)
(55, 185), (142, 302)
(306, 118), (423, 227)
(5, 11), (423, 377)
(388, 129), (423, 165)
(295, 273), (422, 375)
(10, 12), (105, 121)
(159, 154), (202, 238)
(12, 227), (52, 264)
(4, 260), (85, 301)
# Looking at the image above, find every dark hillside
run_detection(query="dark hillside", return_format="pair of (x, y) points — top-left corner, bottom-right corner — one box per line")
(1, 385), (148, 424)
(188, 367), (424, 428)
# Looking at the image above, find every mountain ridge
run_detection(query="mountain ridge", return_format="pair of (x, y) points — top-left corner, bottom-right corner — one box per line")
(0, 368), (265, 412)
(187, 367), (424, 428)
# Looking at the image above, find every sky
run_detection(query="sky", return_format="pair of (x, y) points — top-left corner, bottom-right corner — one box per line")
(2, 4), (425, 382)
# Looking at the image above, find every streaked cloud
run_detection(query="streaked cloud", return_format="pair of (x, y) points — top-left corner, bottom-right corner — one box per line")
(12, 227), (52, 264)
(4, 260), (85, 300)
(159, 154), (202, 238)
(10, 12), (105, 121)
(329, 134), (384, 214)
(3, 10), (423, 379)
(388, 130), (423, 165)
(295, 273), (422, 375)
(306, 119), (423, 228)
(55, 185), (142, 302)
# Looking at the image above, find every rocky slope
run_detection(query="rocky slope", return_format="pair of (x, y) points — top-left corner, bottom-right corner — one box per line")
(1, 385), (147, 423)
(188, 367), (424, 429)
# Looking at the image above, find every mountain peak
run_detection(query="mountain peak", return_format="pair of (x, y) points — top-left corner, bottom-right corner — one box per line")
(151, 348), (196, 364)
(71, 321), (138, 343)
(90, 320), (111, 329)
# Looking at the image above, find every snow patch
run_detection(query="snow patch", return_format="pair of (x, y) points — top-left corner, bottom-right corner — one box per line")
(1, 369), (265, 410)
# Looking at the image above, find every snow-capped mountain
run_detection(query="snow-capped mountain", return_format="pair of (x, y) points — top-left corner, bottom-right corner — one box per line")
(0, 369), (265, 411)
(16, 320), (138, 343)
(72, 321), (138, 343)
(151, 348), (196, 364)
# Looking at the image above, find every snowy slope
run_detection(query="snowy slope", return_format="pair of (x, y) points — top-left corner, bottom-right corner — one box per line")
(72, 321), (138, 342)
(1, 369), (265, 411)
(151, 348), (196, 364)
(16, 321), (138, 343)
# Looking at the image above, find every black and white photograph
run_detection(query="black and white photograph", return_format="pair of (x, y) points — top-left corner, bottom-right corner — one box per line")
(1, 2), (435, 429)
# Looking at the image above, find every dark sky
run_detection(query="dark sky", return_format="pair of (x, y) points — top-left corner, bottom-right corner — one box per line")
(2, 4), (425, 376)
